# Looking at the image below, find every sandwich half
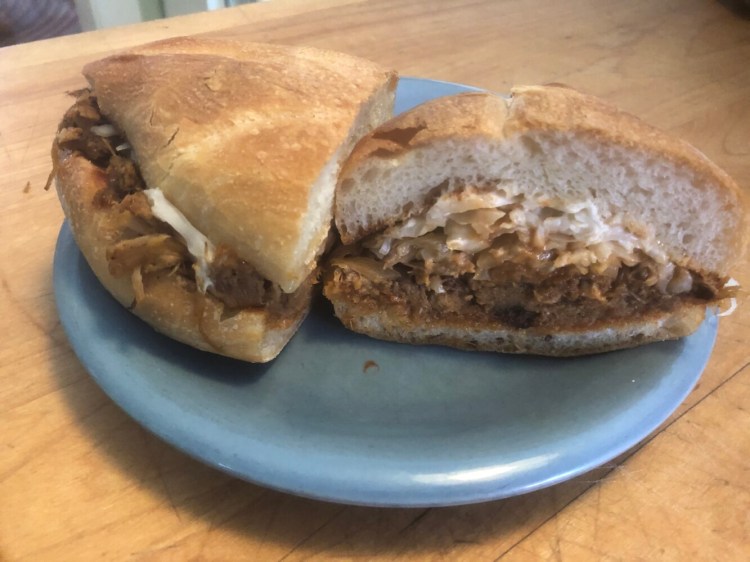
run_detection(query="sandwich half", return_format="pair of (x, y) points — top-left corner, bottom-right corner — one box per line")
(324, 87), (747, 356)
(52, 36), (397, 362)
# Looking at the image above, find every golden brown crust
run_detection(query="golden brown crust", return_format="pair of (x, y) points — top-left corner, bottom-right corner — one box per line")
(326, 287), (707, 357)
(54, 146), (309, 362)
(84, 36), (397, 292)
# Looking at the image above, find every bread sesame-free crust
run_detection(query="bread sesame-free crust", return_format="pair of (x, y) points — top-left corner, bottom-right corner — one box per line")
(54, 147), (310, 362)
(329, 86), (746, 356)
(53, 37), (397, 361)
(327, 289), (707, 357)
(84, 37), (397, 292)
(335, 88), (747, 277)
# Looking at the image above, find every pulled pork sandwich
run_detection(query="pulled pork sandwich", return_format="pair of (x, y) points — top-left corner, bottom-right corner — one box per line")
(324, 87), (748, 356)
(51, 37), (397, 362)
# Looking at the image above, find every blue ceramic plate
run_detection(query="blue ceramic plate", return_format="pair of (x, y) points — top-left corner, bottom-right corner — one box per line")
(53, 77), (717, 507)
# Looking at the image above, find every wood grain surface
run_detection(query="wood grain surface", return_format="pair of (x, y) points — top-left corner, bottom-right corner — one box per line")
(1, 0), (749, 560)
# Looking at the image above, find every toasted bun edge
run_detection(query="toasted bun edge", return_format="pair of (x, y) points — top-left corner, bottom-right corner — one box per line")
(54, 147), (308, 363)
(325, 290), (708, 357)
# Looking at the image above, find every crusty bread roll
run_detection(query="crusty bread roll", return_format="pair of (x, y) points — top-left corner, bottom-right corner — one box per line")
(324, 87), (748, 356)
(53, 37), (397, 362)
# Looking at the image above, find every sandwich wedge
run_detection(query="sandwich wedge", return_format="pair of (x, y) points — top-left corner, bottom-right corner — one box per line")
(324, 87), (747, 356)
(52, 36), (397, 362)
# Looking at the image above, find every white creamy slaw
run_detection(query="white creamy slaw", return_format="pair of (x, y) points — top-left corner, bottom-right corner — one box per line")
(370, 185), (688, 295)
(144, 188), (215, 292)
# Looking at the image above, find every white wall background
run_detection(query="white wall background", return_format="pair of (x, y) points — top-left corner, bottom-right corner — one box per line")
(74, 0), (260, 31)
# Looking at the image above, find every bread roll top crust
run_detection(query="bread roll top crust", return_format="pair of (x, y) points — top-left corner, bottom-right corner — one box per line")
(335, 87), (748, 278)
(84, 36), (397, 292)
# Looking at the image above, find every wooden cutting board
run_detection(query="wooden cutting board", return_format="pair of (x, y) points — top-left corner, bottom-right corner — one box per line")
(1, 1), (749, 560)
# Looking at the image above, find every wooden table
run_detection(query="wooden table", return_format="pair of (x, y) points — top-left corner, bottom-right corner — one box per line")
(2, 1), (749, 559)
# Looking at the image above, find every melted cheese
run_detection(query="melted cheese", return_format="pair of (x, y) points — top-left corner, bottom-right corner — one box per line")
(144, 188), (215, 292)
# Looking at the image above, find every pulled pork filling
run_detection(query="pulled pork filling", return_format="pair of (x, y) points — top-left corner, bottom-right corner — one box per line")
(56, 89), (308, 315)
(330, 187), (729, 330)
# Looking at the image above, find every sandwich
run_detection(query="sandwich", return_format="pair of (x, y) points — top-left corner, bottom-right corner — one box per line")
(51, 36), (397, 362)
(324, 86), (748, 356)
